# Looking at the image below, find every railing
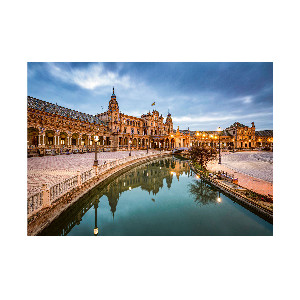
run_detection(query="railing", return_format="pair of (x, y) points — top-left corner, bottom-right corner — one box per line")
(81, 169), (93, 184)
(27, 151), (169, 218)
(27, 191), (43, 217)
(49, 175), (78, 203)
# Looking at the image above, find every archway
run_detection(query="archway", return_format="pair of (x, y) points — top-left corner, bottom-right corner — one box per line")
(132, 138), (137, 147)
(71, 133), (79, 146)
(60, 132), (68, 146)
(28, 127), (39, 147)
(81, 134), (88, 146)
(45, 130), (55, 145)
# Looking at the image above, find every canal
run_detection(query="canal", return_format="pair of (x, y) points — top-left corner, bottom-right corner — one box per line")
(39, 156), (273, 236)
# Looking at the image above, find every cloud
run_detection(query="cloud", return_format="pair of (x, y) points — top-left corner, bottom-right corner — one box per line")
(173, 111), (273, 124)
(47, 63), (131, 90)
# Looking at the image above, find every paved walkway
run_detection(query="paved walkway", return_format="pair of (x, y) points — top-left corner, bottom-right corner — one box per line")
(208, 158), (273, 196)
(27, 150), (154, 197)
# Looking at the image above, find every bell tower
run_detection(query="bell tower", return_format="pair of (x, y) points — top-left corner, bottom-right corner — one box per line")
(166, 112), (173, 134)
(108, 87), (120, 134)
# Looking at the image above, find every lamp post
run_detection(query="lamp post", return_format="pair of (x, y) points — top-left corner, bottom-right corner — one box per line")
(217, 127), (222, 164)
(93, 136), (99, 166)
(129, 139), (132, 156)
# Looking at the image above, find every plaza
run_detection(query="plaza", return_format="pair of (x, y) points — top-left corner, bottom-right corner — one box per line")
(27, 150), (153, 197)
(207, 151), (273, 196)
(27, 88), (274, 205)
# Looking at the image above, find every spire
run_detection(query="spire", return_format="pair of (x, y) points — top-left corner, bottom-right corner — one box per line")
(112, 86), (115, 95)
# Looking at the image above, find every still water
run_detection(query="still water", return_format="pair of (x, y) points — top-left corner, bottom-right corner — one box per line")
(40, 157), (273, 236)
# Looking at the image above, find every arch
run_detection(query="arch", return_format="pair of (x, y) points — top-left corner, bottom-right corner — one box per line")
(28, 127), (39, 147)
(60, 132), (68, 146)
(71, 133), (79, 146)
(45, 130), (55, 145)
(81, 134), (88, 146)
(132, 138), (137, 146)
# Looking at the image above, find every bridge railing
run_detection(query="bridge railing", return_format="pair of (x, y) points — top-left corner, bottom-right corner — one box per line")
(27, 151), (169, 218)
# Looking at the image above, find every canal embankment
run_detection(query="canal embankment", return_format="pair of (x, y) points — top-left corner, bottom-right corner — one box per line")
(27, 151), (171, 236)
(190, 163), (273, 224)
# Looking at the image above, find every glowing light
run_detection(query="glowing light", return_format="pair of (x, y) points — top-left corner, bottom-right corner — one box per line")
(217, 197), (221, 203)
(129, 187), (132, 190)
(94, 228), (98, 235)
(195, 175), (200, 179)
(94, 136), (99, 142)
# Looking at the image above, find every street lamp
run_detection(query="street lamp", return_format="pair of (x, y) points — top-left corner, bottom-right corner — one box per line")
(129, 139), (132, 156)
(217, 127), (222, 164)
(93, 136), (99, 166)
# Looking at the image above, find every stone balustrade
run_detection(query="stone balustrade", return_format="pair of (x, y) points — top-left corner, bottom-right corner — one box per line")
(27, 151), (167, 218)
(27, 191), (43, 217)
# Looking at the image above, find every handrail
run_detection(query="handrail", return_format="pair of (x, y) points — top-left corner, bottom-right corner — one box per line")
(27, 151), (170, 217)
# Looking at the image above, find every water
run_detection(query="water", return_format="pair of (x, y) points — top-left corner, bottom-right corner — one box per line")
(40, 157), (273, 236)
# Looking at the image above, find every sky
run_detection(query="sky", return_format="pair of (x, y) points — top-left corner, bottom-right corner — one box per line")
(27, 62), (273, 131)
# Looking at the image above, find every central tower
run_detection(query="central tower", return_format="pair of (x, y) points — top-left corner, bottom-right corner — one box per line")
(108, 87), (120, 134)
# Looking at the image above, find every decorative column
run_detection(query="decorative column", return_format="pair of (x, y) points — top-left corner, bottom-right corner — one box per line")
(77, 170), (82, 186)
(42, 184), (51, 208)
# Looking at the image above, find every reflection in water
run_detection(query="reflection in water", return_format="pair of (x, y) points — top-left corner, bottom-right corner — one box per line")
(40, 158), (190, 236)
(188, 180), (219, 206)
(39, 157), (273, 236)
(103, 158), (190, 217)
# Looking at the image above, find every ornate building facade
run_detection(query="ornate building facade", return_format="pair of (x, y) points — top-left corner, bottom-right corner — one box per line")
(27, 88), (191, 156)
(190, 122), (273, 150)
(27, 88), (273, 156)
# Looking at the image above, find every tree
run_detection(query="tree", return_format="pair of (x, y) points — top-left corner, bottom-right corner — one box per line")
(189, 145), (217, 169)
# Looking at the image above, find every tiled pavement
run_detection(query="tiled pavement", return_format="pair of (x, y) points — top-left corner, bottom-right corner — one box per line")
(208, 154), (273, 196)
(27, 150), (152, 197)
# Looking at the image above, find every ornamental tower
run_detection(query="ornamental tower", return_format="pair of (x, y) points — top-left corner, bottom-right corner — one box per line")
(165, 112), (173, 134)
(108, 87), (120, 133)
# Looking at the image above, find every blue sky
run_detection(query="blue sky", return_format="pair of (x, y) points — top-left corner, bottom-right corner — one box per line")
(27, 62), (273, 131)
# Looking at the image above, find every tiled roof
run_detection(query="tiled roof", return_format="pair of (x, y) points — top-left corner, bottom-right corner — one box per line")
(255, 130), (273, 137)
(27, 96), (105, 125)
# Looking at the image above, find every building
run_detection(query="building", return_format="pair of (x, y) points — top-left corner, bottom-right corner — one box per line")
(190, 121), (273, 150)
(27, 88), (272, 156)
(27, 88), (191, 156)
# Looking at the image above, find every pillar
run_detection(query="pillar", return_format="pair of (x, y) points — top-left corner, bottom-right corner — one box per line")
(42, 184), (51, 208)
(77, 170), (82, 186)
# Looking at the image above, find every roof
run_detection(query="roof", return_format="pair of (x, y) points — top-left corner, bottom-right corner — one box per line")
(255, 130), (273, 137)
(27, 96), (105, 125)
